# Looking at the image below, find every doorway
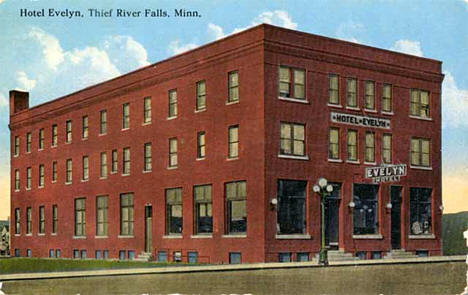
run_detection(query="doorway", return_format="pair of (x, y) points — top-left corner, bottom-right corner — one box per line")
(325, 183), (341, 249)
(390, 186), (402, 249)
(145, 205), (153, 253)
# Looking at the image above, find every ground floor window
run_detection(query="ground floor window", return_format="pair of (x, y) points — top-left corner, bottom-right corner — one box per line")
(225, 181), (247, 234)
(278, 252), (292, 262)
(277, 180), (307, 235)
(296, 252), (309, 262)
(410, 187), (432, 235)
(55, 249), (61, 258)
(188, 252), (198, 263)
(229, 252), (241, 264)
(166, 188), (183, 235)
(173, 251), (182, 262)
(353, 184), (379, 235)
(158, 251), (167, 262)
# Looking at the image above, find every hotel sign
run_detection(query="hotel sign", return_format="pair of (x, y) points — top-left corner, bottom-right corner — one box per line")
(330, 112), (390, 129)
(365, 164), (407, 184)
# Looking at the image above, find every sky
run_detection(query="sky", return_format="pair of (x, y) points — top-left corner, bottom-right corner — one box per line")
(0, 0), (467, 220)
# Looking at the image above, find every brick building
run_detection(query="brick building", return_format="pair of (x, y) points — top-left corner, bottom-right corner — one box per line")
(9, 24), (443, 263)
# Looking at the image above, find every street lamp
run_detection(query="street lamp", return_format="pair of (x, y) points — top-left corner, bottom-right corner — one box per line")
(313, 177), (333, 266)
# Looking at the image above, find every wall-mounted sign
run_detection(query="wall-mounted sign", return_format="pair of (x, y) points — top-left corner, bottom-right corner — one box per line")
(330, 112), (390, 129)
(365, 164), (407, 183)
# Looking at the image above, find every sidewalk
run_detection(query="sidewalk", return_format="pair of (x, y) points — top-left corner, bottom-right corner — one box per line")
(0, 255), (464, 282)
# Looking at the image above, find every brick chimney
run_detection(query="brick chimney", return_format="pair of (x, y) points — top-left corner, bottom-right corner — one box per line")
(9, 90), (29, 116)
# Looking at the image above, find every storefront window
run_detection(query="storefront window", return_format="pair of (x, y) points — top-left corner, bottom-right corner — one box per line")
(353, 184), (379, 235)
(410, 188), (432, 235)
(277, 180), (307, 235)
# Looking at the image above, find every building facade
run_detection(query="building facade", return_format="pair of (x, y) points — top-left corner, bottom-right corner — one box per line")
(9, 24), (443, 263)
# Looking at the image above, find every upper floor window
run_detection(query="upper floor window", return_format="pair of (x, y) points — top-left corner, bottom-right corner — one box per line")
(197, 131), (206, 159)
(122, 147), (130, 175)
(26, 167), (31, 189)
(410, 89), (430, 118)
(82, 116), (88, 139)
(328, 74), (339, 105)
(82, 156), (89, 181)
(14, 136), (19, 156)
(14, 169), (20, 191)
(120, 193), (134, 236)
(382, 134), (392, 164)
(168, 138), (178, 168)
(279, 66), (305, 100)
(144, 143), (152, 172)
(26, 207), (32, 234)
(65, 120), (72, 143)
(143, 97), (152, 124)
(411, 138), (430, 167)
(347, 130), (358, 161)
(52, 205), (58, 234)
(328, 127), (339, 160)
(122, 103), (130, 130)
(100, 110), (107, 135)
(14, 208), (20, 234)
(168, 90), (178, 118)
(166, 188), (182, 235)
(51, 125), (58, 147)
(382, 84), (392, 113)
(38, 164), (44, 187)
(228, 125), (239, 159)
(193, 185), (212, 234)
(280, 122), (305, 157)
(365, 132), (375, 163)
(26, 132), (31, 153)
(74, 198), (86, 237)
(225, 181), (247, 234)
(66, 159), (72, 183)
(111, 150), (118, 173)
(346, 78), (357, 108)
(196, 81), (206, 111)
(38, 206), (45, 234)
(38, 128), (44, 150)
(100, 152), (108, 178)
(228, 71), (239, 103)
(52, 161), (57, 182)
(364, 81), (375, 110)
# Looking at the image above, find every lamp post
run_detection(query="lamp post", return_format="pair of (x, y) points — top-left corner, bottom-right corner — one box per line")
(313, 177), (334, 266)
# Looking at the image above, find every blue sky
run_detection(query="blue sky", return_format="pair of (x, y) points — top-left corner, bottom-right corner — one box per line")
(0, 0), (467, 219)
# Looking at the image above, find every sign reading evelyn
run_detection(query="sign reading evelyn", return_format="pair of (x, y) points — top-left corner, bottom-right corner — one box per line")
(365, 164), (407, 184)
(330, 112), (390, 129)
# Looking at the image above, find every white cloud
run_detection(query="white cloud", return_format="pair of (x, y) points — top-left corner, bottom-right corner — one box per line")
(28, 27), (64, 70)
(207, 23), (225, 40)
(335, 21), (364, 44)
(15, 71), (36, 91)
(167, 39), (199, 55)
(390, 39), (423, 57)
(0, 0), (5, 5)
(442, 71), (468, 128)
(102, 35), (150, 74)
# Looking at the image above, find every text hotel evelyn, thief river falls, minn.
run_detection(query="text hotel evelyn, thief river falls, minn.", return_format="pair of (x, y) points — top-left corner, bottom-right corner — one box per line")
(19, 8), (202, 18)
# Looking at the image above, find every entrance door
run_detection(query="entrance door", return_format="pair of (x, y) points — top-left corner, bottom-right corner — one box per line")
(325, 183), (341, 249)
(390, 186), (402, 249)
(145, 205), (153, 253)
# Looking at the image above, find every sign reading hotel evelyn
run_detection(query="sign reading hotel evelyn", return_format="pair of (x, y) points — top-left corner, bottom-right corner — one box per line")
(365, 164), (407, 184)
(330, 112), (390, 129)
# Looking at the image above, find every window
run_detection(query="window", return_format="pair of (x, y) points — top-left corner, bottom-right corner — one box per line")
(119, 250), (125, 260)
(364, 81), (375, 110)
(26, 167), (31, 189)
(122, 147), (130, 175)
(49, 250), (54, 258)
(120, 193), (134, 236)
(14, 208), (20, 234)
(382, 134), (392, 164)
(226, 181), (247, 234)
(328, 128), (339, 160)
(26, 207), (32, 234)
(80, 250), (87, 259)
(14, 136), (19, 156)
(38, 206), (45, 234)
(38, 164), (44, 187)
(166, 188), (182, 235)
(26, 132), (31, 152)
(411, 138), (430, 167)
(365, 132), (375, 163)
(66, 159), (72, 183)
(52, 205), (58, 234)
(280, 122), (305, 157)
(73, 249), (79, 258)
(143, 97), (152, 124)
(96, 196), (108, 236)
(410, 89), (430, 118)
(38, 128), (44, 150)
(346, 78), (357, 108)
(196, 81), (206, 111)
(157, 251), (167, 262)
(410, 188), (432, 235)
(382, 84), (392, 112)
(82, 116), (88, 139)
(95, 250), (101, 259)
(173, 251), (182, 262)
(122, 103), (130, 129)
(100, 152), (107, 178)
(74, 198), (86, 237)
(51, 125), (58, 147)
(278, 66), (305, 100)
(194, 185), (212, 234)
(229, 252), (241, 264)
(353, 184), (379, 235)
(188, 252), (198, 263)
(277, 180), (307, 235)
(328, 74), (339, 105)
(26, 249), (31, 257)
(296, 252), (309, 262)
(14, 169), (19, 190)
(52, 161), (57, 182)
(168, 89), (177, 118)
(111, 150), (118, 173)
(66, 120), (72, 143)
(14, 249), (20, 257)
(197, 131), (206, 159)
(56, 249), (61, 258)
(168, 138), (178, 168)
(100, 110), (107, 135)
(278, 253), (292, 262)
(144, 143), (152, 172)
(228, 71), (239, 103)
(82, 156), (89, 181)
(347, 130), (358, 161)
(228, 125), (239, 159)
(128, 251), (135, 260)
